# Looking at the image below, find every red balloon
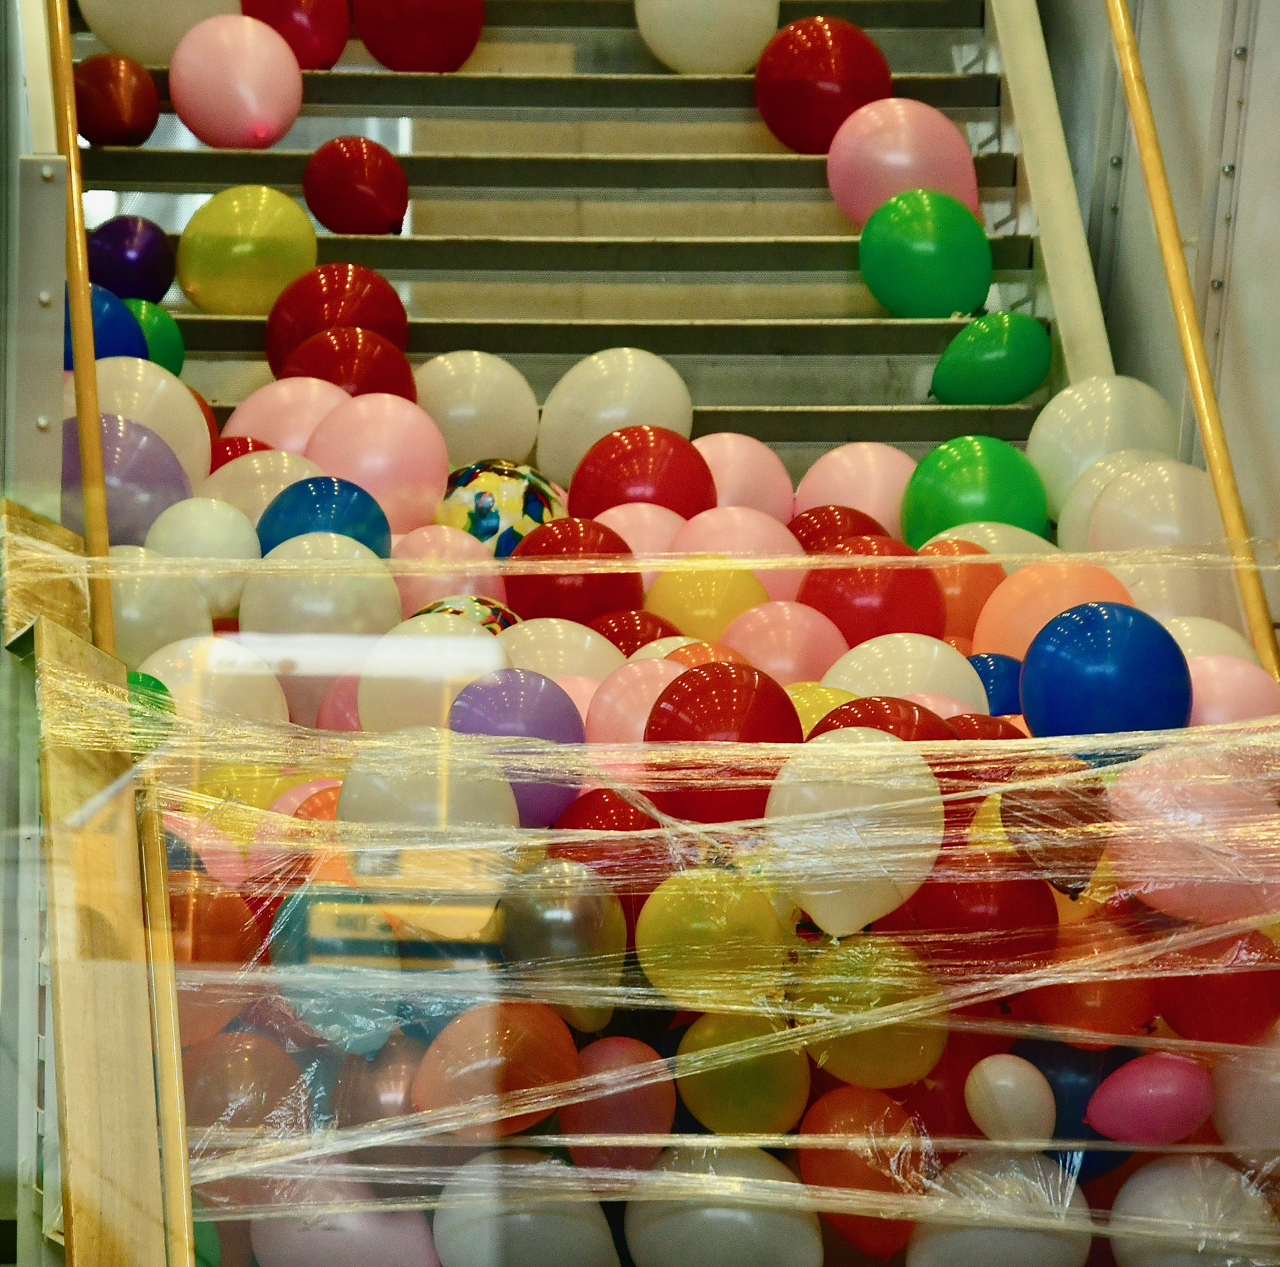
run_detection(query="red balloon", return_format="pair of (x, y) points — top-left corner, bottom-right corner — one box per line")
(588, 608), (682, 657)
(73, 53), (159, 147)
(242, 0), (350, 69)
(809, 696), (958, 742)
(798, 535), (945, 647)
(947, 714), (1026, 740)
(183, 1031), (307, 1131)
(265, 263), (408, 377)
(211, 435), (273, 472)
(353, 0), (484, 72)
(568, 426), (716, 520)
(754, 18), (893, 154)
(504, 518), (643, 624)
(1153, 930), (1280, 1047)
(188, 385), (221, 447)
(303, 136), (410, 234)
(893, 1029), (1002, 1150)
(787, 504), (888, 552)
(280, 326), (417, 401)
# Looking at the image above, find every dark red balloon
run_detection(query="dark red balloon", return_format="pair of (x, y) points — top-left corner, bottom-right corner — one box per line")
(754, 18), (892, 154)
(948, 714), (1027, 740)
(353, 0), (484, 71)
(787, 504), (888, 552)
(73, 53), (159, 147)
(809, 696), (958, 743)
(588, 609), (682, 656)
(797, 535), (946, 647)
(504, 519), (643, 625)
(188, 386), (221, 447)
(568, 426), (717, 520)
(303, 136), (410, 235)
(280, 326), (417, 401)
(211, 435), (273, 472)
(264, 263), (408, 377)
(242, 0), (351, 69)
(1154, 930), (1280, 1047)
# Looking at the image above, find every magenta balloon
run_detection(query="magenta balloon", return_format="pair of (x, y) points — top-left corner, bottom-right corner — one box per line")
(391, 525), (506, 617)
(1084, 1052), (1214, 1146)
(667, 506), (807, 601)
(62, 413), (192, 546)
(585, 658), (686, 744)
(827, 98), (980, 226)
(1188, 653), (1280, 725)
(792, 442), (917, 540)
(693, 432), (795, 523)
(223, 377), (350, 454)
(719, 601), (848, 686)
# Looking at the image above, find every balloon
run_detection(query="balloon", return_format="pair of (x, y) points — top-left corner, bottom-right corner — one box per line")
(418, 595), (520, 634)
(787, 505), (888, 552)
(1026, 375), (1181, 520)
(823, 633), (989, 712)
(257, 476), (392, 558)
(316, 674), (362, 731)
(1188, 653), (1280, 724)
(64, 283), (147, 370)
(111, 546), (212, 671)
(1162, 614), (1260, 666)
(785, 681), (856, 735)
(665, 641), (747, 668)
(413, 352), (539, 468)
(644, 564), (770, 644)
(861, 191), (992, 319)
(754, 17), (891, 154)
(242, 0), (349, 69)
(1212, 1020), (1280, 1164)
(719, 601), (846, 684)
(809, 695), (958, 741)
(436, 459), (567, 557)
(559, 1037), (675, 1170)
(631, 635), (698, 661)
(87, 215), (175, 304)
(932, 312), (1052, 406)
(561, 675), (608, 716)
(967, 653), (1021, 716)
(93, 355), (210, 482)
(950, 713), (1026, 739)
(585, 658), (685, 744)
(1021, 602), (1191, 736)
(73, 53), (160, 146)
(144, 497), (261, 617)
(668, 507), (806, 601)
(211, 435), (272, 472)
(266, 263), (408, 377)
(504, 518), (643, 624)
(499, 618), (626, 680)
(594, 501), (686, 587)
(183, 1031), (306, 1129)
(536, 348), (693, 488)
(589, 609), (681, 656)
(693, 432), (794, 522)
(391, 524), (506, 617)
(965, 1054), (1056, 1141)
(925, 521), (1059, 574)
(269, 778), (341, 818)
(569, 425), (716, 521)
(301, 134), (408, 235)
(282, 327), (416, 401)
(1083, 1053), (1212, 1146)
(353, 0), (482, 71)
(123, 299), (184, 376)
(793, 443), (916, 539)
(330, 1027), (432, 1175)
(79, 0), (237, 64)
(63, 414), (192, 546)
(635, 0), (777, 72)
(1153, 930), (1280, 1047)
(914, 538), (1005, 643)
(251, 1199), (438, 1267)
(1055, 448), (1167, 552)
(197, 450), (325, 525)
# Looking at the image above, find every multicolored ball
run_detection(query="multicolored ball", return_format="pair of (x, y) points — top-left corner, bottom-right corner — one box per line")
(414, 594), (521, 634)
(434, 459), (566, 556)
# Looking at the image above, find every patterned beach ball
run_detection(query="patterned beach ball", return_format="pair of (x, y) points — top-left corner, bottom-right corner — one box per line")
(434, 459), (567, 556)
(415, 594), (521, 634)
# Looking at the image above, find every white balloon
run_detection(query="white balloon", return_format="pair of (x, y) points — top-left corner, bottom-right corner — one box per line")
(924, 522), (1060, 575)
(109, 545), (212, 671)
(94, 356), (211, 484)
(1162, 615), (1261, 666)
(413, 351), (540, 468)
(1055, 449), (1167, 553)
(964, 1055), (1057, 1142)
(629, 635), (699, 661)
(196, 451), (325, 525)
(1212, 1020), (1280, 1167)
(822, 633), (989, 712)
(535, 348), (693, 489)
(79, 0), (237, 65)
(625, 1148), (822, 1267)
(499, 618), (626, 680)
(144, 497), (261, 617)
(1026, 374), (1181, 519)
(138, 635), (288, 725)
(1110, 1156), (1279, 1267)
(765, 729), (942, 936)
(635, 0), (779, 73)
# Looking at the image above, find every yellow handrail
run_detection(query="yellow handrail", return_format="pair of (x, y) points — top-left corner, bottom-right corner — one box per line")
(1103, 0), (1280, 677)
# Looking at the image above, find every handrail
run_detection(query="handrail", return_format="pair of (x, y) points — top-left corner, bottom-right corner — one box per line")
(1102, 0), (1280, 677)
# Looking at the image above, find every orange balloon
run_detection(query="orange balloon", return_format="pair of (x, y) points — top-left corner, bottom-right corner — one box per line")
(917, 538), (1005, 642)
(182, 1031), (308, 1130)
(971, 562), (1133, 659)
(666, 640), (751, 668)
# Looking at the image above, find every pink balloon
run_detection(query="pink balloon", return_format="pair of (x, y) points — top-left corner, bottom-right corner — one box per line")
(223, 378), (350, 455)
(163, 812), (247, 886)
(1084, 1053), (1214, 1146)
(315, 674), (363, 731)
(390, 525), (506, 618)
(249, 778), (341, 876)
(170, 16), (303, 150)
(1188, 654), (1280, 726)
(827, 98), (980, 226)
(902, 692), (972, 719)
(667, 506), (807, 601)
(793, 442), (917, 540)
(595, 502), (686, 589)
(720, 601), (848, 686)
(305, 394), (449, 534)
(586, 659), (685, 744)
(693, 433), (795, 523)
(268, 779), (342, 817)
(556, 676), (601, 723)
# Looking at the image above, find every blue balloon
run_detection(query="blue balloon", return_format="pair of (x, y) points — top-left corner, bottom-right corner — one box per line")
(968, 652), (1021, 715)
(64, 283), (148, 370)
(1020, 602), (1192, 736)
(257, 476), (392, 558)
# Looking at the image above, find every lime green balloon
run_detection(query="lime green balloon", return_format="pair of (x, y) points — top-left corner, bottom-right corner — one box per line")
(860, 189), (992, 318)
(177, 185), (316, 316)
(192, 1195), (220, 1267)
(900, 434), (1049, 548)
(122, 298), (185, 376)
(931, 311), (1053, 405)
(128, 669), (174, 756)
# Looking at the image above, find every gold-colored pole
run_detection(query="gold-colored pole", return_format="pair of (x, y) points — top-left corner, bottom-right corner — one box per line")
(43, 0), (115, 654)
(1104, 0), (1280, 677)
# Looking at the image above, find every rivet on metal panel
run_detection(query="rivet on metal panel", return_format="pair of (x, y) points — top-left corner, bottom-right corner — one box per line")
(1110, 155), (1123, 167)
(36, 416), (50, 431)
(1223, 164), (1236, 177)
(37, 291), (52, 307)
(1235, 45), (1248, 58)
(40, 165), (54, 181)
(1211, 279), (1225, 291)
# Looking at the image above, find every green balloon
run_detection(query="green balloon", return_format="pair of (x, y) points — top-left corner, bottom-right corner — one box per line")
(859, 189), (993, 319)
(931, 311), (1053, 405)
(127, 669), (174, 756)
(123, 298), (185, 376)
(192, 1195), (221, 1267)
(900, 435), (1049, 548)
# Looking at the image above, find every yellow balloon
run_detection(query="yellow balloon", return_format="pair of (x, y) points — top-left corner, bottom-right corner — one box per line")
(193, 763), (300, 810)
(635, 869), (787, 1010)
(644, 558), (769, 643)
(676, 1012), (810, 1134)
(785, 682), (857, 736)
(965, 792), (1017, 855)
(177, 185), (317, 315)
(793, 935), (947, 1089)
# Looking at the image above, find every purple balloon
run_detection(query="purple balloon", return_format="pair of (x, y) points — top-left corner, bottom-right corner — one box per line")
(87, 215), (176, 303)
(62, 414), (192, 546)
(448, 668), (585, 827)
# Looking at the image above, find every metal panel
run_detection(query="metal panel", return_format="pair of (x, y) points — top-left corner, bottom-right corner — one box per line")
(483, 0), (986, 27)
(690, 403), (1039, 442)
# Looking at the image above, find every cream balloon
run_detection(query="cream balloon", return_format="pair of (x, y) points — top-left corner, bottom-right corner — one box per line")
(635, 0), (780, 73)
(964, 1055), (1056, 1142)
(1162, 615), (1261, 666)
(629, 636), (698, 661)
(137, 635), (288, 725)
(498, 618), (626, 680)
(924, 521), (1059, 576)
(1212, 1020), (1280, 1167)
(94, 356), (211, 484)
(1055, 449), (1167, 552)
(144, 497), (261, 617)
(413, 351), (540, 467)
(1026, 375), (1181, 520)
(765, 728), (943, 937)
(822, 633), (988, 712)
(109, 545), (212, 671)
(196, 450), (325, 525)
(535, 348), (693, 489)
(79, 0), (237, 64)
(222, 377), (350, 454)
